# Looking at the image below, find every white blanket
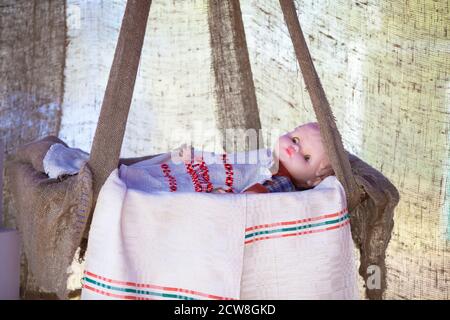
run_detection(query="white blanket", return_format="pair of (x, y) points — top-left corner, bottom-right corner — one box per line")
(81, 171), (359, 300)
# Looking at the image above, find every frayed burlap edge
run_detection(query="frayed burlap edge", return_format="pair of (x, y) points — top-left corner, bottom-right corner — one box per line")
(6, 136), (93, 300)
(348, 153), (400, 300)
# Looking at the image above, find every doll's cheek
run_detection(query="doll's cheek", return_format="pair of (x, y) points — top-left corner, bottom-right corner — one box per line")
(273, 142), (281, 156)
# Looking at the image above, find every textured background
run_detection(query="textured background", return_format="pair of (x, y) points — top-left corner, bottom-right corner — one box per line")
(1, 0), (449, 299)
(1, 0), (65, 229)
(0, 1), (64, 156)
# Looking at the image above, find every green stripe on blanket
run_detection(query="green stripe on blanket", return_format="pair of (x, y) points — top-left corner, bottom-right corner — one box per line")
(82, 277), (197, 300)
(245, 214), (350, 239)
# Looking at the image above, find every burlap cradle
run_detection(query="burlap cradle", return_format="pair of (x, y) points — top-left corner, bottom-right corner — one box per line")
(6, 0), (399, 300)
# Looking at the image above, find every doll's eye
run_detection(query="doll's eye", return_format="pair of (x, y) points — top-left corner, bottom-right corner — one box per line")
(292, 137), (300, 144)
(304, 155), (311, 161)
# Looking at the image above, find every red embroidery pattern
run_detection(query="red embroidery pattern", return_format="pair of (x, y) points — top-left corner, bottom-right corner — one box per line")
(198, 160), (214, 192)
(161, 163), (177, 192)
(185, 163), (203, 192)
(222, 154), (234, 193)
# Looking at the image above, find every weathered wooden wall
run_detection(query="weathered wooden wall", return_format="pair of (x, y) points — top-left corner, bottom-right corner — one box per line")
(1, 0), (449, 299)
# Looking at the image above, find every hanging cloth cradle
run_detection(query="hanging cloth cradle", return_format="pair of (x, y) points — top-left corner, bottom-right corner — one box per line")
(8, 0), (399, 300)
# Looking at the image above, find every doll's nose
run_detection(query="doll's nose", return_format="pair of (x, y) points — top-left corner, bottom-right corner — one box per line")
(287, 145), (299, 155)
(291, 144), (299, 153)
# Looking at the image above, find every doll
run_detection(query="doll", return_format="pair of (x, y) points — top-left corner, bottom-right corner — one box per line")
(244, 122), (333, 193)
(209, 122), (334, 194)
(30, 123), (333, 195)
(248, 122), (334, 193)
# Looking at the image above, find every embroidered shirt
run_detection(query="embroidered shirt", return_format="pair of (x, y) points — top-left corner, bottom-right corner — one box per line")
(120, 149), (274, 194)
(263, 175), (297, 193)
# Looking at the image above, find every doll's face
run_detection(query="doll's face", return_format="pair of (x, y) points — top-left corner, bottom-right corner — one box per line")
(274, 122), (332, 188)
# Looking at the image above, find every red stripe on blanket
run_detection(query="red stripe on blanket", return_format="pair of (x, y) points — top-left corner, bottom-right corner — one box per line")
(244, 219), (350, 245)
(245, 208), (348, 233)
(84, 271), (235, 300)
(82, 284), (153, 300)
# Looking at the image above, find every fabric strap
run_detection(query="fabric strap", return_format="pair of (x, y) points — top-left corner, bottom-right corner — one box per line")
(88, 0), (152, 203)
(279, 0), (364, 211)
(208, 0), (263, 150)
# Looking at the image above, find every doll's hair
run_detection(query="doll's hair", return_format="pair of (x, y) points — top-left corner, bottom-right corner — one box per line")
(300, 122), (335, 177)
